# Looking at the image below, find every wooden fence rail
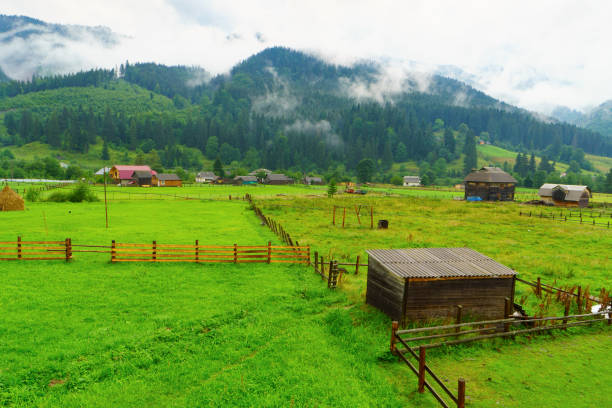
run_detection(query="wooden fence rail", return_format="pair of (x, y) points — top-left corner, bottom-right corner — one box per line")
(0, 236), (72, 261)
(519, 210), (611, 229)
(110, 240), (309, 264)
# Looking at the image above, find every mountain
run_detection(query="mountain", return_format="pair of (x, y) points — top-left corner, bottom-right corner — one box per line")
(1, 46), (611, 188)
(552, 101), (612, 138)
(0, 67), (9, 82)
(0, 14), (120, 80)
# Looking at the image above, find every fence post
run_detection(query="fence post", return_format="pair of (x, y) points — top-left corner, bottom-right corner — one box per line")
(17, 236), (21, 260)
(355, 255), (360, 275)
(457, 379), (466, 408)
(418, 346), (426, 393)
(65, 238), (72, 262)
(333, 206), (336, 225)
(563, 300), (570, 329)
(111, 240), (116, 262)
(267, 241), (271, 264)
(234, 243), (238, 263)
(307, 246), (311, 265)
(342, 207), (346, 228)
(314, 250), (318, 272)
(536, 277), (542, 297)
(195, 239), (199, 263)
(455, 305), (463, 333)
(370, 206), (373, 229)
(320, 255), (325, 280)
(577, 286), (582, 313)
(504, 297), (512, 332)
(390, 321), (398, 353)
(152, 240), (157, 261)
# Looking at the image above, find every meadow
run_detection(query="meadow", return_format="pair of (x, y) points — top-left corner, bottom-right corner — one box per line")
(1, 187), (610, 407)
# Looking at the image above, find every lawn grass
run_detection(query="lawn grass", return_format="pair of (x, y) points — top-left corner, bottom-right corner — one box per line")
(1, 193), (610, 407)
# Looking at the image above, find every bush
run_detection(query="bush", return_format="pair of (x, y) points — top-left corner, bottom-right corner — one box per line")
(46, 183), (98, 202)
(25, 188), (41, 202)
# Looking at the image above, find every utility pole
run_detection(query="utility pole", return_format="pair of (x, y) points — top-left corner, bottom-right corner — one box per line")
(104, 166), (109, 229)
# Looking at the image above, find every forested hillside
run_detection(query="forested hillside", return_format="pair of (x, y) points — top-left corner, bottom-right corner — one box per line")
(1, 47), (611, 190)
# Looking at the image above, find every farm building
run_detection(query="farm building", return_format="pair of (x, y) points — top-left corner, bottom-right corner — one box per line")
(304, 176), (324, 185)
(248, 168), (273, 176)
(153, 173), (182, 187)
(464, 167), (516, 201)
(95, 167), (111, 176)
(265, 173), (294, 185)
(195, 172), (219, 183)
(0, 185), (25, 211)
(110, 165), (156, 186)
(403, 176), (421, 187)
(234, 175), (258, 185)
(538, 184), (591, 208)
(366, 248), (516, 325)
(131, 170), (153, 187)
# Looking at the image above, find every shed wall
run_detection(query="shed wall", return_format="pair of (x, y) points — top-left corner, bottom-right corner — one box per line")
(366, 258), (405, 320)
(403, 277), (514, 322)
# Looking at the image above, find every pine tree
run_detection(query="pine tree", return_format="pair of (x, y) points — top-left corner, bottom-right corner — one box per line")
(529, 153), (536, 173)
(462, 130), (477, 175)
(443, 127), (455, 153)
(101, 141), (110, 160)
(213, 157), (224, 178)
(327, 179), (337, 198)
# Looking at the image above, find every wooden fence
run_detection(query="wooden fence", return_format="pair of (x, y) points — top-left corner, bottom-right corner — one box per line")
(519, 209), (611, 228)
(110, 241), (309, 264)
(0, 237), (72, 261)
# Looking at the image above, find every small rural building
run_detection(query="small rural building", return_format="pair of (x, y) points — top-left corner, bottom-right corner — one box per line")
(131, 170), (153, 186)
(403, 176), (421, 187)
(265, 173), (294, 185)
(95, 167), (111, 176)
(248, 168), (273, 176)
(464, 167), (516, 201)
(366, 247), (516, 325)
(538, 184), (591, 207)
(195, 171), (219, 183)
(110, 165), (156, 186)
(0, 185), (25, 211)
(234, 175), (258, 185)
(304, 176), (324, 185)
(153, 173), (182, 187)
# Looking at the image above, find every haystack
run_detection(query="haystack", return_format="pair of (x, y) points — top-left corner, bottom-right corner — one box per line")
(0, 185), (25, 211)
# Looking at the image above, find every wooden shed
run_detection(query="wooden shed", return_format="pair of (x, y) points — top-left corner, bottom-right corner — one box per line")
(131, 170), (153, 186)
(153, 173), (182, 187)
(464, 167), (516, 201)
(265, 173), (294, 185)
(538, 184), (590, 208)
(366, 248), (516, 325)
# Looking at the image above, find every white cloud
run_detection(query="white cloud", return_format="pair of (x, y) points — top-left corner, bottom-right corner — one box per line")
(2, 0), (612, 113)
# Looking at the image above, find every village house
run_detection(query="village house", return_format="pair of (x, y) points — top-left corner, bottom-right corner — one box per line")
(110, 165), (156, 186)
(538, 184), (591, 208)
(233, 175), (258, 185)
(265, 173), (294, 185)
(402, 176), (421, 187)
(464, 167), (516, 201)
(195, 171), (219, 183)
(304, 176), (324, 185)
(152, 173), (182, 187)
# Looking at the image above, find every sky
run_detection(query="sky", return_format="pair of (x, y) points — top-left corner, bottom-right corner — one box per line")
(2, 0), (611, 114)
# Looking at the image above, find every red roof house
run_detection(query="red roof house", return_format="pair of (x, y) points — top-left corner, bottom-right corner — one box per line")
(110, 165), (157, 185)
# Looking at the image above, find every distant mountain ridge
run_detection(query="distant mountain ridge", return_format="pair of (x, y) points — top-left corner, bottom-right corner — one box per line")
(552, 101), (612, 138)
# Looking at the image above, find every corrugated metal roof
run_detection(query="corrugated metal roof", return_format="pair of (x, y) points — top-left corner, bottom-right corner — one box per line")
(366, 248), (516, 279)
(156, 173), (181, 181)
(538, 184), (590, 201)
(464, 167), (517, 183)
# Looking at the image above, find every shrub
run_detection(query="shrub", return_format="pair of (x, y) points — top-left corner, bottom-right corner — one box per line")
(46, 183), (98, 203)
(25, 188), (41, 202)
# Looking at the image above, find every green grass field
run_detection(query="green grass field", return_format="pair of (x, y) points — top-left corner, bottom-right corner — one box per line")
(1, 189), (610, 407)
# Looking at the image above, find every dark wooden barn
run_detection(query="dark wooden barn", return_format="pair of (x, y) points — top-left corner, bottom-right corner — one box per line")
(464, 167), (516, 201)
(366, 248), (516, 325)
(131, 170), (152, 186)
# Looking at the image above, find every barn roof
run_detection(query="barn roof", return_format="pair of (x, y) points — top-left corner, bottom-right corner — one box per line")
(156, 173), (181, 181)
(464, 167), (517, 183)
(366, 247), (516, 279)
(234, 175), (258, 182)
(112, 165), (156, 179)
(197, 171), (218, 179)
(266, 173), (292, 181)
(403, 176), (421, 183)
(538, 184), (590, 201)
(132, 170), (152, 178)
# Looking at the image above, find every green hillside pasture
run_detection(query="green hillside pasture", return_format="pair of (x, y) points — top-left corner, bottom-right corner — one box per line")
(0, 81), (177, 117)
(256, 195), (611, 293)
(585, 153), (612, 173)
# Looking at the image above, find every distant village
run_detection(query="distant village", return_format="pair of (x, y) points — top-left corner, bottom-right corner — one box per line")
(92, 164), (593, 209)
